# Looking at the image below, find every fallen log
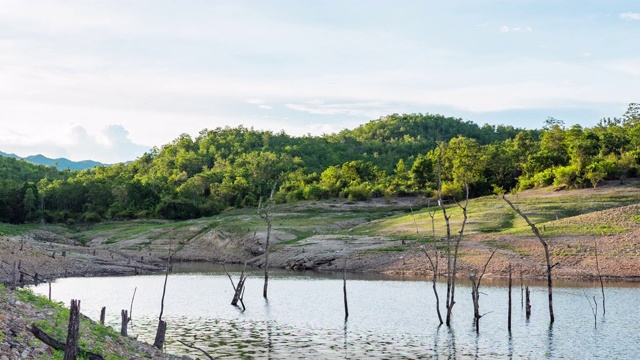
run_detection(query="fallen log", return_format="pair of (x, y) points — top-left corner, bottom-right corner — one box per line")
(29, 324), (105, 360)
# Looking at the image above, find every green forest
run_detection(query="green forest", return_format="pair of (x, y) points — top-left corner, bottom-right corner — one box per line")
(1, 104), (639, 224)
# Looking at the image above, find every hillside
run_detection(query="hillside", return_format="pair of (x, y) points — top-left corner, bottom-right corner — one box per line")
(0, 105), (638, 227)
(0, 151), (105, 171)
(22, 154), (105, 171)
(2, 180), (639, 282)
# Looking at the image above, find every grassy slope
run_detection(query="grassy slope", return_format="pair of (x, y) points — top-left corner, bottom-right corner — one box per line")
(3, 180), (640, 260)
(357, 180), (640, 240)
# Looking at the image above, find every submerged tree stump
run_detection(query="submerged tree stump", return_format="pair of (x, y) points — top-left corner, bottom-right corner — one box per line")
(525, 286), (531, 319)
(153, 320), (167, 349)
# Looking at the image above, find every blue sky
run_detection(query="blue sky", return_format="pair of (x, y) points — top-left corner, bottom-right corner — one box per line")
(1, 0), (639, 163)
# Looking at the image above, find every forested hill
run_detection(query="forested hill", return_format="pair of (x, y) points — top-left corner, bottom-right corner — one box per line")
(1, 106), (639, 225)
(0, 151), (105, 171)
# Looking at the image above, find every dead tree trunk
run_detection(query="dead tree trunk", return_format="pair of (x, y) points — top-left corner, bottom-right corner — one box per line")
(343, 259), (349, 321)
(435, 146), (455, 327)
(120, 310), (128, 337)
(520, 265), (524, 308)
(445, 182), (469, 326)
(30, 325), (104, 360)
(64, 299), (80, 360)
(422, 244), (443, 325)
(508, 264), (512, 332)
(224, 261), (247, 310)
(584, 291), (598, 328)
(154, 245), (176, 349)
(100, 307), (106, 325)
(128, 287), (137, 330)
(153, 320), (167, 350)
(503, 195), (554, 324)
(259, 183), (277, 299)
(469, 250), (496, 332)
(594, 236), (605, 315)
(525, 286), (531, 319)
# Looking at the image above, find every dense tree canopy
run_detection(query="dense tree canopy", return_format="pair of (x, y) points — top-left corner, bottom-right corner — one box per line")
(1, 107), (639, 224)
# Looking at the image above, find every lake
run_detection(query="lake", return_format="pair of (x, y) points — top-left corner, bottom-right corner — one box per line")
(31, 263), (640, 359)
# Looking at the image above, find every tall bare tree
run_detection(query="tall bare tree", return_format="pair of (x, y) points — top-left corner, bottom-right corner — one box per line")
(259, 183), (277, 299)
(503, 195), (555, 324)
(420, 200), (443, 325)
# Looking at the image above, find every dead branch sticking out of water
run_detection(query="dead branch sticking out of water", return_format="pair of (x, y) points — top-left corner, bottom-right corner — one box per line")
(177, 340), (214, 360)
(154, 242), (178, 349)
(593, 236), (606, 315)
(469, 250), (496, 332)
(343, 259), (349, 321)
(503, 195), (555, 324)
(258, 183), (277, 299)
(525, 286), (531, 319)
(424, 200), (443, 326)
(508, 264), (512, 332)
(583, 290), (598, 328)
(223, 261), (248, 311)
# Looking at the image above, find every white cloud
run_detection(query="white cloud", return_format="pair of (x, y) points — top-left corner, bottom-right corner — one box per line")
(285, 101), (396, 118)
(0, 124), (150, 164)
(500, 26), (533, 33)
(620, 12), (640, 20)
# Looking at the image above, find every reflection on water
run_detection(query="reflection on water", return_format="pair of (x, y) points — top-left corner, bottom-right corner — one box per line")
(31, 264), (640, 359)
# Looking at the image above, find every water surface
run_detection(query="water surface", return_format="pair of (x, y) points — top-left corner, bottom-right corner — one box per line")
(32, 263), (640, 359)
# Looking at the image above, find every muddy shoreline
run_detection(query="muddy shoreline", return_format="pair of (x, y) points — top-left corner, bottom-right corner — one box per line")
(2, 227), (639, 287)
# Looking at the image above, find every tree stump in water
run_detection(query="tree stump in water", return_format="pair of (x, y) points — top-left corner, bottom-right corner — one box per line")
(525, 286), (531, 319)
(153, 320), (167, 349)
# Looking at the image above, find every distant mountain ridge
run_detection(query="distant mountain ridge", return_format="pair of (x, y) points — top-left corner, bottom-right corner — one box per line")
(0, 151), (105, 171)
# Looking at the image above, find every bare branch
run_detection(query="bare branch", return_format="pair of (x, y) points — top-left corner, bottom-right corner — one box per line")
(177, 340), (214, 360)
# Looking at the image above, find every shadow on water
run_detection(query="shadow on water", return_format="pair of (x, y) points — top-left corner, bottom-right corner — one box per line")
(546, 324), (555, 358)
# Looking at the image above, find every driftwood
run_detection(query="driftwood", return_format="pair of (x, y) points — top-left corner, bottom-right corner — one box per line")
(29, 325), (105, 360)
(503, 195), (555, 324)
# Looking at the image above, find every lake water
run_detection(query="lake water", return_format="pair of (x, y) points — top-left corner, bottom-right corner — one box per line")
(31, 263), (640, 359)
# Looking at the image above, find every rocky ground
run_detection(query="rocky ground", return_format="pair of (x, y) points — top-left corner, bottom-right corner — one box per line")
(0, 284), (182, 359)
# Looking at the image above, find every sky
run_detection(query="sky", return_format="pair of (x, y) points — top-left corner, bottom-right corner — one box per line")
(1, 0), (639, 164)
